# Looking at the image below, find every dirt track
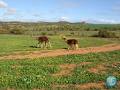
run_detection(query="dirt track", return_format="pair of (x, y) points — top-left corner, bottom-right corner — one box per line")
(0, 44), (120, 60)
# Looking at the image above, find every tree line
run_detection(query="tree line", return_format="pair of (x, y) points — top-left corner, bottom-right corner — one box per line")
(0, 22), (120, 35)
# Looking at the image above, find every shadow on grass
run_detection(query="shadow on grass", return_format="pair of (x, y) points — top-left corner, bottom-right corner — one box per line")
(29, 45), (38, 48)
(62, 48), (68, 49)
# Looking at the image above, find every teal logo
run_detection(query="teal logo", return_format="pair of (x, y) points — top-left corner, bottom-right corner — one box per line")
(106, 76), (117, 88)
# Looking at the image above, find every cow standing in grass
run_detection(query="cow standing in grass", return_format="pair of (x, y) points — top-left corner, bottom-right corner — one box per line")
(62, 36), (79, 50)
(37, 36), (51, 48)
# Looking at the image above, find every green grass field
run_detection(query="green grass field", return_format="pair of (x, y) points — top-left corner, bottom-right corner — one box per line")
(0, 34), (120, 89)
(0, 34), (119, 55)
(0, 50), (120, 89)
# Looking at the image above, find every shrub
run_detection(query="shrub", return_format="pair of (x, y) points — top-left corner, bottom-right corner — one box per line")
(41, 32), (47, 35)
(85, 28), (90, 31)
(94, 28), (99, 31)
(98, 30), (117, 38)
(70, 32), (75, 36)
(10, 28), (24, 34)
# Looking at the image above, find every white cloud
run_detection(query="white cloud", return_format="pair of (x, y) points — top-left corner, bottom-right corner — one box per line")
(81, 18), (120, 24)
(96, 19), (118, 24)
(60, 16), (69, 21)
(4, 8), (16, 15)
(0, 0), (7, 8)
(0, 0), (17, 15)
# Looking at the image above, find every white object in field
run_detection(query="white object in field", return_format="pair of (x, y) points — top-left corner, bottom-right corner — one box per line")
(106, 76), (117, 88)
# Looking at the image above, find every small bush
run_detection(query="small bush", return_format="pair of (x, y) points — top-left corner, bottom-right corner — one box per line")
(41, 32), (47, 35)
(98, 30), (117, 38)
(10, 28), (24, 34)
(70, 32), (75, 36)
(92, 30), (118, 38)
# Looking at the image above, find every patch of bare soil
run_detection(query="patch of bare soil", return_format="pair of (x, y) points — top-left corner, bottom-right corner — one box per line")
(0, 44), (120, 60)
(88, 62), (120, 75)
(52, 64), (76, 76)
(52, 82), (106, 90)
(78, 62), (92, 66)
(75, 82), (105, 90)
(52, 62), (92, 76)
(52, 81), (120, 90)
(87, 64), (107, 74)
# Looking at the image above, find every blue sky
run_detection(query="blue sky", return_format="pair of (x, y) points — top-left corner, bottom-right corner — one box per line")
(0, 0), (120, 23)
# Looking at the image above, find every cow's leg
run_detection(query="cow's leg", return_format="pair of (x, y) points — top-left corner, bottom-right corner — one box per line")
(75, 44), (79, 50)
(73, 45), (75, 50)
(47, 41), (52, 48)
(68, 45), (71, 50)
(40, 42), (44, 48)
(70, 44), (73, 50)
(44, 42), (47, 49)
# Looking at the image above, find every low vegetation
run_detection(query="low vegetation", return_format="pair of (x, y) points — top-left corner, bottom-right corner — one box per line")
(0, 22), (120, 89)
(93, 30), (119, 38)
(10, 28), (24, 35)
(0, 22), (120, 37)
(0, 50), (120, 89)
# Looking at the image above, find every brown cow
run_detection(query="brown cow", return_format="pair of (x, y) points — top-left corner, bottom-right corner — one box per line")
(37, 36), (51, 48)
(62, 36), (79, 50)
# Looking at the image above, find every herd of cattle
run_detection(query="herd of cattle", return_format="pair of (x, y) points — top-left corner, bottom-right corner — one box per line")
(36, 36), (79, 50)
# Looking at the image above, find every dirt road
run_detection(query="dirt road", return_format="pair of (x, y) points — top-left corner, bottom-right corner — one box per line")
(0, 44), (120, 60)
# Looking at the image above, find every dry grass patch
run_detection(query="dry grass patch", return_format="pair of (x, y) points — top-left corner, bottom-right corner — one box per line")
(52, 64), (76, 76)
(52, 82), (106, 90)
(75, 82), (105, 90)
(87, 64), (107, 74)
(52, 62), (92, 76)
(88, 62), (120, 75)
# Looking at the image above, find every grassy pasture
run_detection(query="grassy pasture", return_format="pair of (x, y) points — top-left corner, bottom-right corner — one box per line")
(0, 50), (120, 89)
(0, 34), (118, 55)
(0, 33), (120, 89)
